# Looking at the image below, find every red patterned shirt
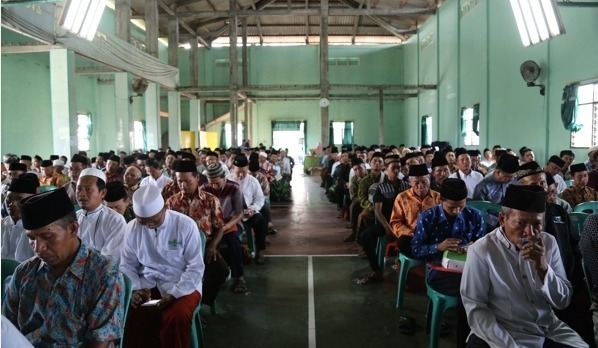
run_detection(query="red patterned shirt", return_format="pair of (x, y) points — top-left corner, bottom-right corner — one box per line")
(166, 188), (225, 236)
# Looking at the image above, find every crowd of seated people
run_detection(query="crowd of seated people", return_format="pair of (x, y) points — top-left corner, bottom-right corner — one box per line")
(0, 145), (295, 347)
(319, 143), (598, 347)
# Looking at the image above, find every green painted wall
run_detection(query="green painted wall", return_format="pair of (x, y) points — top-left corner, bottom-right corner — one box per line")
(403, 0), (598, 161)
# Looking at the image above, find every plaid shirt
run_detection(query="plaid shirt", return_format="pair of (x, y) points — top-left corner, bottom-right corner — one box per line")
(166, 189), (225, 236)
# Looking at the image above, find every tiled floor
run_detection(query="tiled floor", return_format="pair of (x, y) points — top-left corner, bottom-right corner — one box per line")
(203, 167), (458, 347)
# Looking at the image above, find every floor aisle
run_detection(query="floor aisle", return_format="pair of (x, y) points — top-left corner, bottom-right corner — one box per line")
(203, 168), (458, 348)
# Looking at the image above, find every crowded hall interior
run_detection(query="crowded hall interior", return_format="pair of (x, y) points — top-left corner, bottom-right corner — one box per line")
(2, 0), (598, 347)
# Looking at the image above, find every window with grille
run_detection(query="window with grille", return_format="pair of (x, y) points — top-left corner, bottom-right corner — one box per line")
(571, 82), (598, 148)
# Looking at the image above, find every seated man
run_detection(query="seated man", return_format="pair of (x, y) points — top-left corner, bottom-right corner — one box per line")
(579, 213), (598, 348)
(472, 153), (519, 204)
(560, 163), (598, 209)
(3, 188), (125, 346)
(166, 160), (230, 309)
(104, 181), (135, 222)
(390, 164), (440, 258)
(227, 154), (269, 264)
(38, 160), (66, 188)
(356, 152), (385, 235)
(1, 177), (37, 261)
(344, 158), (367, 242)
(430, 154), (451, 192)
(449, 148), (483, 199)
(544, 155), (567, 193)
(120, 185), (204, 348)
(140, 158), (173, 190)
(461, 185), (588, 347)
(356, 154), (409, 284)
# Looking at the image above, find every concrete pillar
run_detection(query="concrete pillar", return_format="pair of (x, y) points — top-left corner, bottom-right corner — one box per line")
(49, 49), (77, 158)
(189, 99), (201, 148)
(115, 73), (132, 152)
(168, 91), (181, 149)
(144, 83), (161, 150)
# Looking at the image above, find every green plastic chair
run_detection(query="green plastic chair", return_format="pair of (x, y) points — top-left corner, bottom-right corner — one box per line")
(574, 201), (598, 214)
(39, 185), (58, 193)
(1, 259), (20, 300)
(190, 305), (205, 348)
(376, 235), (397, 270)
(565, 180), (574, 187)
(119, 274), (133, 348)
(570, 212), (590, 237)
(395, 253), (424, 309)
(466, 201), (502, 234)
(425, 282), (459, 348)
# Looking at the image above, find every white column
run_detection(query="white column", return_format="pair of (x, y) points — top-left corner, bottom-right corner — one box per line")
(114, 73), (132, 152)
(189, 99), (201, 148)
(168, 91), (181, 149)
(144, 82), (161, 150)
(49, 49), (78, 158)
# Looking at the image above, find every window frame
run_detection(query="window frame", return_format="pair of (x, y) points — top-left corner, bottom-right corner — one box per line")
(77, 113), (92, 152)
(570, 81), (598, 148)
(461, 103), (480, 146)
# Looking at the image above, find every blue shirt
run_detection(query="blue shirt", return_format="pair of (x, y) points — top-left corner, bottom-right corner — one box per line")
(472, 174), (514, 204)
(2, 242), (125, 346)
(412, 204), (485, 264)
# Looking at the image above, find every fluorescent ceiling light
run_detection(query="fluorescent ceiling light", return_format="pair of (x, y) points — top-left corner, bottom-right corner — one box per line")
(60, 0), (107, 41)
(510, 0), (565, 47)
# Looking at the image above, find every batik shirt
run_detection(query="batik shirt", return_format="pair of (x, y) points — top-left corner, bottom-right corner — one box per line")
(200, 180), (244, 234)
(2, 243), (125, 346)
(250, 171), (270, 197)
(580, 213), (598, 307)
(39, 172), (66, 188)
(560, 185), (598, 209)
(161, 181), (181, 202)
(389, 188), (440, 238)
(167, 188), (225, 236)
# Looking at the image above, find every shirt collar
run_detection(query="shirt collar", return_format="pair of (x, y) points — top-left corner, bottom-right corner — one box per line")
(37, 241), (87, 280)
(83, 204), (103, 216)
(495, 226), (517, 251)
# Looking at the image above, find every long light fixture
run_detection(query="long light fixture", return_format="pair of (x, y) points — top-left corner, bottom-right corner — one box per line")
(59, 0), (107, 41)
(510, 0), (565, 47)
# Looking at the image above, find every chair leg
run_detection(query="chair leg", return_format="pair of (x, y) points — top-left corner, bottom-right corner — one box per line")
(377, 236), (387, 270)
(429, 298), (444, 348)
(396, 261), (409, 309)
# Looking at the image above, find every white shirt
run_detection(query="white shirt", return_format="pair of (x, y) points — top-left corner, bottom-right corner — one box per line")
(2, 315), (33, 348)
(461, 228), (587, 348)
(119, 210), (204, 299)
(278, 157), (291, 175)
(77, 205), (126, 263)
(140, 174), (173, 190)
(449, 169), (483, 199)
(226, 173), (265, 215)
(553, 173), (567, 194)
(1, 217), (34, 262)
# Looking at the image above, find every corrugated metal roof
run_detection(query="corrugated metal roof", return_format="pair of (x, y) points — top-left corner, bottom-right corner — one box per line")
(130, 0), (436, 46)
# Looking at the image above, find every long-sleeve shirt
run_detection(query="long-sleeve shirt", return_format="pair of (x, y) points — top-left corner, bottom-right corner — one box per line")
(553, 173), (567, 194)
(77, 205), (126, 263)
(226, 173), (265, 214)
(1, 217), (34, 262)
(120, 210), (205, 299)
(250, 171), (270, 197)
(200, 179), (244, 234)
(358, 171), (383, 211)
(412, 204), (484, 263)
(579, 213), (598, 306)
(472, 174), (513, 204)
(560, 185), (598, 209)
(461, 228), (588, 348)
(449, 170), (483, 199)
(3, 243), (125, 346)
(349, 174), (363, 200)
(389, 188), (440, 238)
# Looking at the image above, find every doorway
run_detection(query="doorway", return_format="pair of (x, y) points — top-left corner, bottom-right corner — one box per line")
(271, 121), (306, 163)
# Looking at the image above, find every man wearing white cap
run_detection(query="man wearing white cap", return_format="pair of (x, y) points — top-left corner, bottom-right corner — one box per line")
(120, 185), (204, 348)
(76, 168), (126, 262)
(140, 158), (173, 190)
(585, 145), (598, 173)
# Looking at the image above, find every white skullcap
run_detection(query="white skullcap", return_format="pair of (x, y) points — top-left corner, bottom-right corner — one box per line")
(132, 185), (164, 218)
(78, 168), (107, 184)
(259, 152), (268, 158)
(53, 159), (65, 166)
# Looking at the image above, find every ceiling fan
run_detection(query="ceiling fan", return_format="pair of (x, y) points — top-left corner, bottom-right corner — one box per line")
(520, 60), (545, 96)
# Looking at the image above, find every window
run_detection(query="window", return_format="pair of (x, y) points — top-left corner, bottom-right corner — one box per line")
(421, 115), (432, 146)
(329, 121), (353, 145)
(224, 123), (244, 147)
(133, 121), (147, 151)
(77, 113), (92, 151)
(571, 82), (598, 148)
(461, 104), (480, 146)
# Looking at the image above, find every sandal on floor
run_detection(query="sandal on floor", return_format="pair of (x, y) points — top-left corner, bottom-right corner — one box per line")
(233, 279), (247, 294)
(354, 273), (383, 285)
(398, 316), (416, 335)
(254, 255), (267, 265)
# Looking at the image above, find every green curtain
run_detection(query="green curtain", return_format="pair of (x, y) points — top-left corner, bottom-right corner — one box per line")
(421, 117), (428, 145)
(472, 104), (480, 136)
(219, 122), (227, 149)
(342, 121), (353, 146)
(272, 121), (301, 131)
(561, 84), (582, 132)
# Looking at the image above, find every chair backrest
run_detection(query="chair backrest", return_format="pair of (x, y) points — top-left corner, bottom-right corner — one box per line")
(39, 185), (57, 193)
(574, 201), (598, 214)
(565, 180), (574, 187)
(466, 201), (502, 234)
(1, 259), (21, 300)
(569, 212), (590, 237)
(119, 273), (133, 348)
